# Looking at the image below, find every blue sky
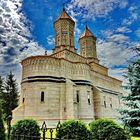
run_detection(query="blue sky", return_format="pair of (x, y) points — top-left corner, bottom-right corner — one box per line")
(22, 0), (140, 50)
(0, 0), (140, 84)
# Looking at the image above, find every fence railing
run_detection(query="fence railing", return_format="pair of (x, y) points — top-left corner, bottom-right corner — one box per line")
(9, 134), (72, 140)
(6, 115), (73, 140)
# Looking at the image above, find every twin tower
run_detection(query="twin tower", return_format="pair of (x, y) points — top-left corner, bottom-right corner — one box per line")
(53, 8), (98, 62)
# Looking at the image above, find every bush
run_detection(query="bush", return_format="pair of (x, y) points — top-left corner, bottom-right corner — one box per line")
(0, 110), (5, 140)
(90, 118), (130, 140)
(56, 120), (91, 140)
(11, 119), (40, 140)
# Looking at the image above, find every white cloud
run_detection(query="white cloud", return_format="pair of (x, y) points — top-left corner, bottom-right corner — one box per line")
(122, 5), (139, 26)
(119, 1), (128, 9)
(116, 27), (131, 33)
(48, 16), (53, 21)
(109, 34), (129, 43)
(135, 27), (140, 38)
(0, 0), (45, 82)
(108, 67), (126, 81)
(97, 39), (132, 68)
(46, 35), (55, 45)
(67, 0), (128, 19)
(96, 38), (135, 81)
(96, 27), (136, 80)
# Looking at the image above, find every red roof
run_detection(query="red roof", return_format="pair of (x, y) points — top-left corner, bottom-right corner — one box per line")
(55, 8), (74, 23)
(79, 25), (96, 39)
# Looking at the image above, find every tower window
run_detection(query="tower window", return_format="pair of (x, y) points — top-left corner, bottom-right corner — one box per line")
(118, 96), (121, 105)
(23, 98), (25, 103)
(109, 98), (112, 108)
(41, 92), (44, 102)
(76, 91), (79, 103)
(103, 96), (106, 108)
(118, 94), (122, 105)
(87, 92), (91, 105)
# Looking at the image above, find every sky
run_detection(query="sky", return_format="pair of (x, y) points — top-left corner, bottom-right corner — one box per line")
(0, 0), (140, 85)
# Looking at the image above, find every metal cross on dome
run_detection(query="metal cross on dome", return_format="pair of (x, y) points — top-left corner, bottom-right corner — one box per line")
(63, 2), (66, 11)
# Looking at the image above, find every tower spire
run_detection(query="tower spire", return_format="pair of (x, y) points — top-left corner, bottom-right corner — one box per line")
(85, 21), (88, 29)
(78, 25), (97, 61)
(63, 3), (65, 11)
(53, 4), (75, 53)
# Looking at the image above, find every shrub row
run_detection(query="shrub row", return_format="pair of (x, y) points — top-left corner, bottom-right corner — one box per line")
(56, 119), (130, 140)
(10, 118), (131, 140)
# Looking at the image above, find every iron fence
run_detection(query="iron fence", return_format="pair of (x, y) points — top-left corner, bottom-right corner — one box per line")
(9, 133), (72, 140)
(6, 115), (76, 140)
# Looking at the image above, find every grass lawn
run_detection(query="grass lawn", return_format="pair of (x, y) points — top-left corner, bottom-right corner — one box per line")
(42, 130), (140, 140)
(40, 128), (56, 138)
(131, 137), (140, 140)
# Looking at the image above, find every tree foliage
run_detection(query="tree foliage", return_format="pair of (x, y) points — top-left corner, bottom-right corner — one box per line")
(0, 75), (5, 140)
(11, 119), (40, 140)
(120, 59), (140, 136)
(0, 75), (4, 110)
(56, 120), (91, 140)
(2, 72), (19, 117)
(0, 109), (6, 140)
(90, 118), (130, 140)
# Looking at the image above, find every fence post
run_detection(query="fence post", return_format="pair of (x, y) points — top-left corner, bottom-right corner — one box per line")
(41, 121), (47, 140)
(56, 121), (61, 140)
(6, 115), (12, 140)
(50, 128), (53, 140)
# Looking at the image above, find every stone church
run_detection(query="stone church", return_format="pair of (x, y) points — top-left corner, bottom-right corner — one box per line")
(12, 8), (123, 127)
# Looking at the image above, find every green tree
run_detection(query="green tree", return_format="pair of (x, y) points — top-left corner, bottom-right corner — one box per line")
(0, 109), (6, 140)
(0, 75), (4, 110)
(11, 119), (40, 140)
(2, 72), (19, 117)
(119, 59), (140, 136)
(56, 120), (91, 140)
(90, 118), (130, 140)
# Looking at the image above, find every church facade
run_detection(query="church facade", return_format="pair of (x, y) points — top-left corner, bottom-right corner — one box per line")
(12, 8), (123, 127)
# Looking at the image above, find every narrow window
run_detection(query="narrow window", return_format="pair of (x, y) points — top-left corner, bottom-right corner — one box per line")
(103, 96), (106, 108)
(109, 98), (112, 108)
(118, 94), (122, 105)
(87, 92), (91, 105)
(76, 91), (79, 103)
(41, 91), (44, 102)
(23, 98), (25, 103)
(118, 96), (121, 105)
(58, 36), (60, 45)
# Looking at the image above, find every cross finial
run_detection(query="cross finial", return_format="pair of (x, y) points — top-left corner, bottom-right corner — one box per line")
(45, 50), (47, 55)
(85, 21), (88, 29)
(63, 3), (65, 11)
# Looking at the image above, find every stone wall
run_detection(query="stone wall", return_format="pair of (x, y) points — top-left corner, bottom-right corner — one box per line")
(13, 53), (123, 126)
(51, 49), (87, 63)
(21, 55), (91, 81)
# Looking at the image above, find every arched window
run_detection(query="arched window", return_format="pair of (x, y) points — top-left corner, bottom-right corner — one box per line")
(103, 96), (106, 108)
(41, 91), (44, 102)
(87, 92), (91, 105)
(109, 98), (112, 108)
(76, 91), (79, 103)
(22, 98), (25, 103)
